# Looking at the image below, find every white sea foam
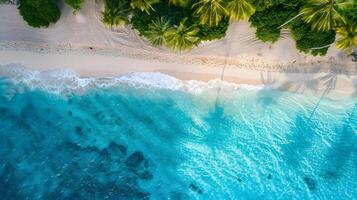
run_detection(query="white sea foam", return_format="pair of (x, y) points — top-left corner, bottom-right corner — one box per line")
(0, 64), (263, 95)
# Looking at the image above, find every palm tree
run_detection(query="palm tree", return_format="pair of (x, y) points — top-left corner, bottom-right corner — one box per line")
(164, 20), (199, 52)
(130, 0), (159, 14)
(192, 0), (227, 26)
(300, 0), (353, 31)
(335, 22), (357, 53)
(102, 0), (131, 27)
(225, 0), (255, 21)
(169, 0), (190, 7)
(145, 17), (171, 46)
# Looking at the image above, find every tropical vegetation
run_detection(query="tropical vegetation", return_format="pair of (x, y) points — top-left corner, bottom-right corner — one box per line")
(65, 0), (84, 11)
(102, 0), (131, 27)
(16, 0), (357, 55)
(107, 0), (256, 51)
(290, 18), (336, 56)
(300, 0), (349, 32)
(164, 19), (200, 51)
(130, 0), (160, 14)
(250, 0), (356, 55)
(18, 0), (61, 28)
(226, 0), (255, 20)
(335, 22), (357, 53)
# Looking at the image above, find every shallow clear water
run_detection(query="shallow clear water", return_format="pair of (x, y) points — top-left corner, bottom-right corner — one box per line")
(0, 72), (356, 200)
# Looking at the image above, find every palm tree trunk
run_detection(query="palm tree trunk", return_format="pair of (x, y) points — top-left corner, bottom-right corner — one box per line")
(308, 85), (330, 120)
(214, 23), (237, 107)
(310, 43), (333, 50)
(308, 75), (336, 120)
(277, 12), (304, 29)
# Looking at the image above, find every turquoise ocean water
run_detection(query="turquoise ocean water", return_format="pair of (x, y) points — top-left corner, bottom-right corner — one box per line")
(0, 67), (356, 199)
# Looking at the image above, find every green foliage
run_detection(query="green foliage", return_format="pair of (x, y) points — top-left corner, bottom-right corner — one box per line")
(130, 11), (151, 36)
(335, 22), (357, 53)
(169, 0), (189, 7)
(18, 0), (60, 28)
(226, 0), (256, 20)
(131, 0), (192, 34)
(300, 0), (351, 32)
(252, 0), (284, 11)
(249, 4), (298, 42)
(196, 17), (229, 41)
(291, 18), (336, 56)
(252, 0), (307, 11)
(340, 2), (357, 21)
(249, 0), (338, 56)
(192, 0), (227, 27)
(99, 0), (348, 55)
(145, 17), (171, 46)
(164, 19), (199, 51)
(255, 26), (281, 42)
(336, 3), (357, 52)
(130, 0), (160, 14)
(65, 0), (84, 11)
(102, 0), (131, 27)
(130, 0), (229, 46)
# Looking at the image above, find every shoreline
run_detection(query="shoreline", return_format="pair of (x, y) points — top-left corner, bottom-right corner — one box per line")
(0, 40), (356, 98)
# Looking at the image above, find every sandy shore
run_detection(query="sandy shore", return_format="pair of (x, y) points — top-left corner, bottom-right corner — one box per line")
(0, 2), (356, 97)
(1, 40), (356, 97)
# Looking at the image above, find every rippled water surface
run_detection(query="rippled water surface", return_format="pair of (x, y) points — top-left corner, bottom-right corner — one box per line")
(0, 73), (356, 200)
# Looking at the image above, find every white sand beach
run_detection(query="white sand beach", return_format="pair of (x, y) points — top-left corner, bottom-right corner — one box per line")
(0, 1), (356, 96)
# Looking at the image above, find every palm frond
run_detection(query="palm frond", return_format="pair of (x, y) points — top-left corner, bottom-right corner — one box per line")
(301, 0), (352, 31)
(130, 0), (159, 14)
(192, 0), (227, 27)
(102, 0), (131, 27)
(145, 17), (171, 46)
(225, 0), (255, 21)
(164, 20), (199, 52)
(169, 0), (190, 7)
(335, 23), (357, 53)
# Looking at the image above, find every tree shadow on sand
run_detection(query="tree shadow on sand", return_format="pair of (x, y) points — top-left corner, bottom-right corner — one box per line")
(278, 73), (320, 94)
(280, 62), (352, 95)
(265, 62), (353, 121)
(256, 66), (338, 112)
(306, 67), (340, 119)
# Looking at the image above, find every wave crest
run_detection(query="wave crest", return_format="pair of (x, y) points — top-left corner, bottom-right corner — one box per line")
(0, 64), (262, 95)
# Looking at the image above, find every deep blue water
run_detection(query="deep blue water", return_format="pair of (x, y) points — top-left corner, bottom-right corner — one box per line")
(0, 74), (356, 200)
